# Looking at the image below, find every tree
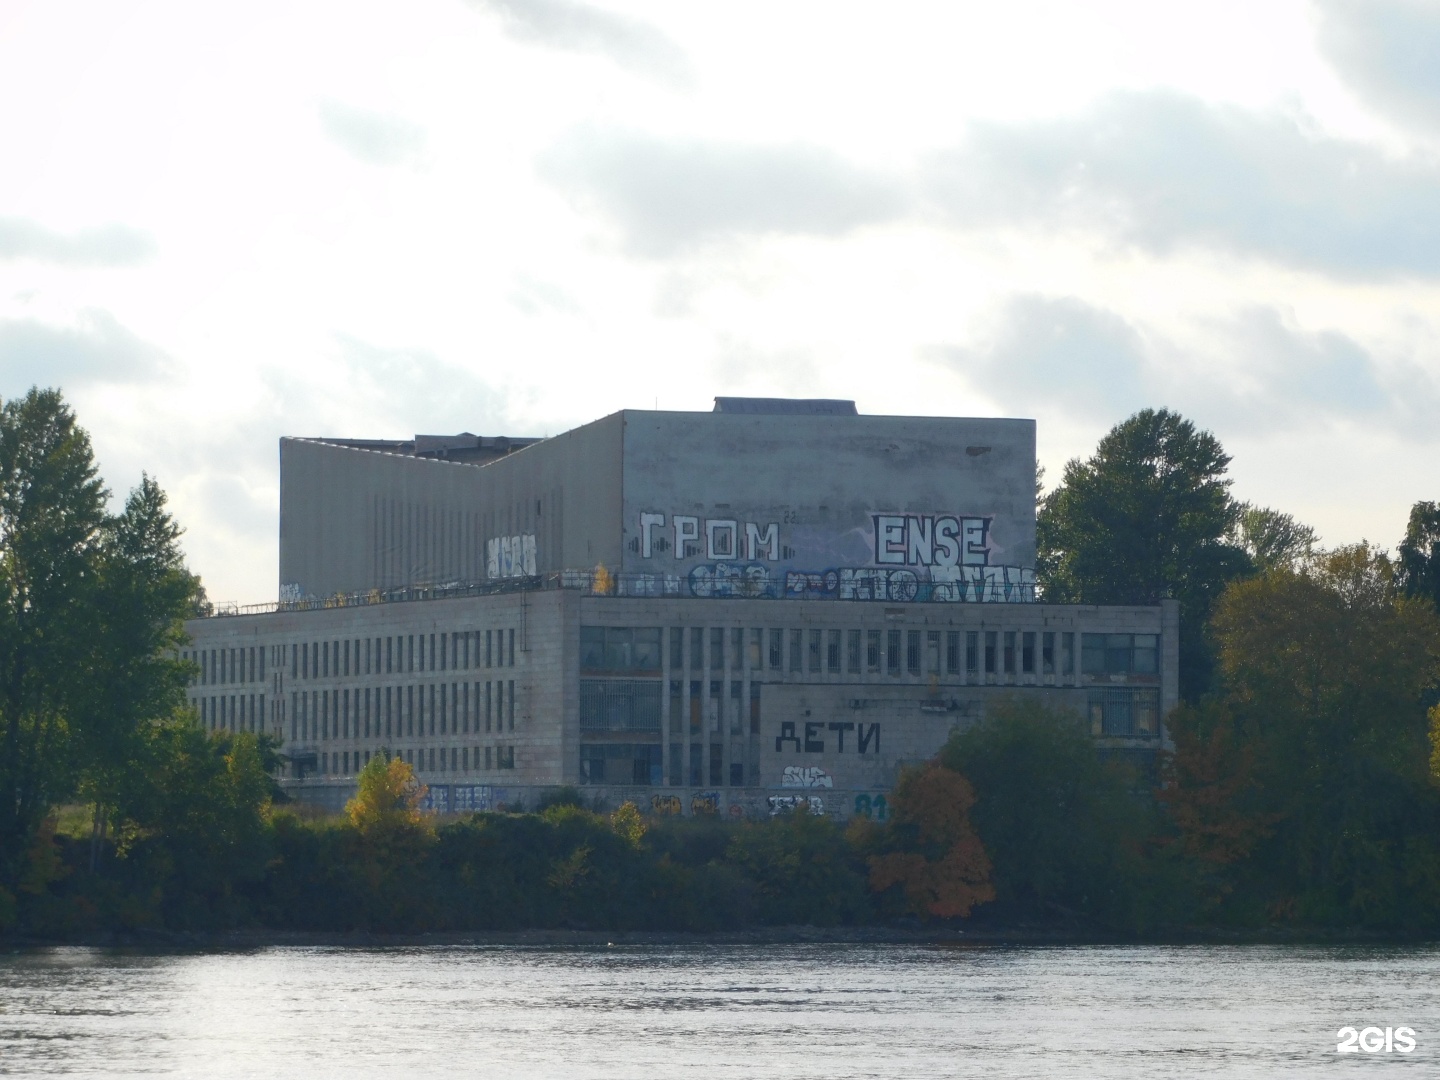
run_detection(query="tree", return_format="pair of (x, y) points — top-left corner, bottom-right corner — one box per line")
(76, 476), (201, 870)
(1397, 501), (1440, 610)
(1229, 503), (1316, 573)
(939, 697), (1161, 927)
(1207, 545), (1440, 926)
(0, 388), (108, 893)
(866, 761), (993, 919)
(1037, 408), (1250, 698)
(0, 389), (203, 902)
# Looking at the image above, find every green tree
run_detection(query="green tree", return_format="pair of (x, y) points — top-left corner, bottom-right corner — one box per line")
(0, 387), (204, 907)
(0, 389), (109, 895)
(76, 476), (201, 870)
(940, 697), (1165, 928)
(1037, 408), (1250, 698)
(1397, 501), (1440, 609)
(1229, 503), (1316, 573)
(1206, 545), (1440, 927)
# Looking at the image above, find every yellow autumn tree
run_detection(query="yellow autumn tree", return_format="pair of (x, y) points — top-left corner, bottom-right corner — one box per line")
(344, 755), (435, 928)
(868, 761), (994, 919)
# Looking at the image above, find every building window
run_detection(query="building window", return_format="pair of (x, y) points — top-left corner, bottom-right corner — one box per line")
(826, 630), (841, 673)
(580, 627), (662, 673)
(689, 743), (702, 785)
(580, 680), (662, 732)
(1022, 632), (1036, 674)
(789, 630), (803, 673)
(866, 630), (880, 673)
(1042, 632), (1055, 674)
(809, 630), (822, 673)
(946, 631), (960, 674)
(730, 762), (744, 787)
(689, 681), (701, 734)
(709, 680), (721, 732)
(927, 631), (941, 675)
(749, 683), (761, 735)
(691, 627), (704, 671)
(579, 743), (659, 784)
(1088, 687), (1160, 737)
(1003, 631), (1016, 674)
(669, 742), (682, 786)
(507, 680), (515, 730)
(906, 631), (921, 675)
(1081, 634), (1159, 675)
(984, 631), (997, 674)
(768, 629), (783, 670)
(731, 627), (744, 670)
(748, 629), (763, 670)
(709, 743), (723, 786)
(730, 680), (743, 735)
(846, 630), (861, 674)
(670, 627), (684, 670)
(711, 627), (725, 670)
(508, 628), (515, 666)
(669, 680), (683, 734)
(1062, 632), (1074, 675)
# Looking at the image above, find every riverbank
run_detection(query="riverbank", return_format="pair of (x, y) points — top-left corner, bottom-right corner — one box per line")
(6, 922), (1435, 951)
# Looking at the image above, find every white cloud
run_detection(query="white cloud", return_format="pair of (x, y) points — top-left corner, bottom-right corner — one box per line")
(0, 218), (155, 266)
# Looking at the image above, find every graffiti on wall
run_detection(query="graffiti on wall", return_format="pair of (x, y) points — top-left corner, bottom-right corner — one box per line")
(768, 795), (825, 816)
(853, 793), (889, 821)
(781, 765), (834, 789)
(487, 534), (536, 579)
(632, 509), (1034, 603)
(691, 791), (720, 816)
(650, 794), (682, 816)
(776, 721), (880, 755)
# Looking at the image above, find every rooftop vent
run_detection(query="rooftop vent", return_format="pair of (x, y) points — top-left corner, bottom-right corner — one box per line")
(712, 397), (858, 415)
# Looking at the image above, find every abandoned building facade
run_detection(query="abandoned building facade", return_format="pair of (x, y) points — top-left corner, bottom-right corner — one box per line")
(182, 399), (1178, 817)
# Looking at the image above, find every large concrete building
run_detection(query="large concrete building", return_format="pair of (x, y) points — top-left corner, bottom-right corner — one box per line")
(185, 398), (1177, 817)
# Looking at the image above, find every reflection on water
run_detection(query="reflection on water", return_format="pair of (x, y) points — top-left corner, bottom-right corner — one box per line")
(1, 943), (1436, 1077)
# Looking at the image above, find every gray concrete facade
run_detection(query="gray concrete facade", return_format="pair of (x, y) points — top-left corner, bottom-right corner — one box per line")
(182, 588), (1176, 820)
(278, 407), (1036, 607)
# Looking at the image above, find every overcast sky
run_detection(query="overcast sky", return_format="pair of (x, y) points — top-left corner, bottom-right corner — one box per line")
(2, 0), (1438, 602)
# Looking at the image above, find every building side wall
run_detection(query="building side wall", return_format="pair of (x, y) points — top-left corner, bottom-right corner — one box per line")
(278, 416), (624, 599)
(183, 588), (1169, 819)
(617, 412), (1037, 604)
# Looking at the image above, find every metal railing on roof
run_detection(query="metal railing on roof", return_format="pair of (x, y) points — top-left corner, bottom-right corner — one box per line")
(204, 566), (1041, 617)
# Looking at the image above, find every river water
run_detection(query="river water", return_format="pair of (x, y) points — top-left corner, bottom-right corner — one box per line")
(1, 942), (1435, 1077)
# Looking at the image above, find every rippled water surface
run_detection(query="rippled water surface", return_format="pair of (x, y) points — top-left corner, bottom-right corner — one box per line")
(2, 942), (1437, 1077)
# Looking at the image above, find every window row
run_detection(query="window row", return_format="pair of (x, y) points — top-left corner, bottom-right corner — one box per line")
(311, 745), (517, 778)
(186, 646), (264, 686)
(286, 682), (517, 743)
(670, 741), (751, 788)
(1087, 687), (1161, 737)
(199, 693), (266, 733)
(285, 629), (518, 681)
(583, 625), (1118, 679)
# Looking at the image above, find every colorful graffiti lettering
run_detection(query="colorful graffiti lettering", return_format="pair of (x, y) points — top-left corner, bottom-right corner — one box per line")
(688, 562), (777, 598)
(781, 765), (834, 789)
(650, 794), (682, 816)
(853, 793), (889, 821)
(691, 791), (720, 816)
(785, 565), (1034, 603)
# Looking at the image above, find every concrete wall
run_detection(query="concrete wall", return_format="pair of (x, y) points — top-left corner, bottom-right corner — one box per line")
(183, 588), (573, 790)
(278, 415), (623, 599)
(618, 411), (1037, 604)
(278, 408), (1036, 604)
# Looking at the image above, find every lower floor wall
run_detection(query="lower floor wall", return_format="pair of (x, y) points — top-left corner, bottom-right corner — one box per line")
(279, 778), (895, 820)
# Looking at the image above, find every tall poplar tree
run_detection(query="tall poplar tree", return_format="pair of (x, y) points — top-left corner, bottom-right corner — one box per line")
(0, 388), (200, 895)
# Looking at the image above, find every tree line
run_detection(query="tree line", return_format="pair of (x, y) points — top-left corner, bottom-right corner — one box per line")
(3, 389), (1440, 936)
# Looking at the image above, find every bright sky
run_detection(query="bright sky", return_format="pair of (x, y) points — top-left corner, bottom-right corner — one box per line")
(2, 0), (1438, 603)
